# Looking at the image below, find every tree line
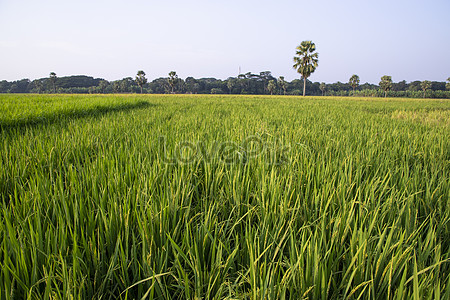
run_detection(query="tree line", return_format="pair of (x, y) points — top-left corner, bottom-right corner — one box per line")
(0, 71), (450, 98)
(1, 72), (449, 98)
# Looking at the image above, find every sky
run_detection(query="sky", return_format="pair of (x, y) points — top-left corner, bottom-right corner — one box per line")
(0, 0), (449, 84)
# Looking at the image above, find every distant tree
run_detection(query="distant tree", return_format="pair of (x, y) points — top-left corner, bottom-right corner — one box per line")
(349, 74), (360, 95)
(319, 82), (326, 96)
(122, 77), (133, 93)
(9, 79), (30, 93)
(278, 76), (287, 95)
(393, 80), (407, 91)
(135, 70), (147, 94)
(98, 80), (109, 94)
(176, 78), (186, 93)
(0, 81), (10, 93)
(112, 81), (121, 93)
(192, 83), (200, 94)
(237, 74), (248, 93)
(421, 80), (431, 98)
(379, 75), (393, 98)
(407, 81), (421, 92)
(49, 72), (57, 93)
(168, 71), (178, 94)
(37, 80), (45, 94)
(293, 41), (319, 96)
(184, 77), (196, 94)
(267, 80), (276, 95)
(446, 77), (450, 90)
(227, 78), (236, 94)
(429, 81), (446, 91)
(259, 71), (273, 93)
(30, 80), (45, 94)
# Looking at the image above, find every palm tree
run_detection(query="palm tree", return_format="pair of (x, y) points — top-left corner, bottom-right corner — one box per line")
(379, 75), (392, 98)
(267, 80), (276, 95)
(446, 77), (450, 90)
(278, 76), (287, 95)
(319, 82), (326, 96)
(293, 41), (319, 96)
(349, 75), (360, 96)
(49, 72), (57, 93)
(168, 71), (178, 94)
(135, 70), (147, 94)
(421, 80), (431, 98)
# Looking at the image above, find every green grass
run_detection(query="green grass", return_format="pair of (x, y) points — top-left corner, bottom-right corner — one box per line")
(1, 94), (449, 299)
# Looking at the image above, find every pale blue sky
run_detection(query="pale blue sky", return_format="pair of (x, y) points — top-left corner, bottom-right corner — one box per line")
(1, 0), (449, 83)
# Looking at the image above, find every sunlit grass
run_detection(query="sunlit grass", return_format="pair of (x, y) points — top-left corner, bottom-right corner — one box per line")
(1, 94), (449, 299)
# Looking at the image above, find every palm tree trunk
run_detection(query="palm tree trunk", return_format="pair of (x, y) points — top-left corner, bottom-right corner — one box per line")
(303, 78), (306, 96)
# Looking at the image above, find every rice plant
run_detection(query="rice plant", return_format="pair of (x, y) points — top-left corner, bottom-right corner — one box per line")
(0, 94), (449, 299)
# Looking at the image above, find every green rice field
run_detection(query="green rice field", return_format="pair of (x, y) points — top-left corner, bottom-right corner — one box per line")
(1, 94), (449, 299)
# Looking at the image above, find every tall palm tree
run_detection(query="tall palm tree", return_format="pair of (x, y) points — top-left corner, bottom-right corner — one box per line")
(379, 75), (392, 98)
(135, 70), (147, 94)
(421, 80), (431, 98)
(349, 74), (360, 95)
(267, 80), (276, 95)
(49, 72), (57, 93)
(168, 71), (178, 94)
(278, 76), (287, 95)
(319, 82), (326, 96)
(293, 41), (319, 96)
